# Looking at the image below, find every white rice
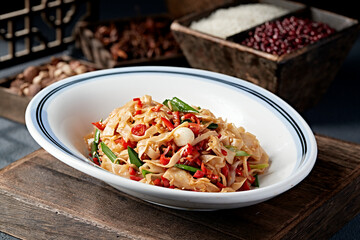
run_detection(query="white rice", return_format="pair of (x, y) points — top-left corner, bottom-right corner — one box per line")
(189, 3), (290, 39)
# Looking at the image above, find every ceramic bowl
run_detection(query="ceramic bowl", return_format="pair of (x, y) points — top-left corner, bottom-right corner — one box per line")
(25, 66), (317, 210)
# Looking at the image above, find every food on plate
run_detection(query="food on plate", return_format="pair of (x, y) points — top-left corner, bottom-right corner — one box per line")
(85, 95), (269, 192)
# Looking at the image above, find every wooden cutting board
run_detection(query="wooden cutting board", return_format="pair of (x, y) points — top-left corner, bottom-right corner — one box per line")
(1, 135), (359, 240)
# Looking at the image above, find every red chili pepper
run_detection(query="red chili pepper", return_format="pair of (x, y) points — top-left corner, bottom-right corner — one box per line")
(160, 154), (170, 165)
(131, 124), (147, 136)
(248, 175), (256, 184)
(134, 110), (142, 115)
(193, 170), (205, 178)
(235, 168), (243, 176)
(161, 176), (170, 187)
(153, 178), (162, 186)
(183, 113), (200, 124)
(133, 98), (142, 108)
(172, 111), (180, 127)
(115, 138), (136, 149)
(217, 133), (222, 138)
(161, 117), (174, 131)
(195, 140), (207, 151)
(221, 149), (228, 156)
(209, 174), (219, 180)
(92, 121), (105, 131)
(239, 181), (251, 191)
(187, 150), (200, 162)
(162, 145), (172, 156)
(201, 163), (212, 175)
(247, 162), (252, 171)
(195, 158), (202, 167)
(151, 104), (162, 112)
(216, 182), (226, 188)
(129, 166), (136, 175)
(115, 138), (126, 147)
(182, 143), (194, 157)
(221, 164), (229, 178)
(201, 162), (207, 172)
(188, 123), (200, 135)
(130, 176), (143, 181)
(93, 157), (100, 166)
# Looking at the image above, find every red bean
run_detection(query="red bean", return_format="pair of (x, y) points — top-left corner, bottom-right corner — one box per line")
(241, 16), (335, 56)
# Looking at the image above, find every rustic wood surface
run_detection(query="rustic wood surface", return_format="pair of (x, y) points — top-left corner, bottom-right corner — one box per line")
(0, 135), (359, 240)
(0, 89), (30, 124)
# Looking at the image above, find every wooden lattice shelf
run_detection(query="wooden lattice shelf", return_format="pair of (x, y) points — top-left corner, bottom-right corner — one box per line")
(0, 0), (96, 68)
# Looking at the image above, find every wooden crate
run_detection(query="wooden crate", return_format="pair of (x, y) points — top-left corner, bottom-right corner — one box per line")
(74, 15), (188, 69)
(170, 0), (360, 111)
(0, 56), (98, 124)
(0, 135), (359, 239)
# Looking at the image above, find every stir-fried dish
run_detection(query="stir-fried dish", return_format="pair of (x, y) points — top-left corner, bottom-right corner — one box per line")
(85, 95), (269, 192)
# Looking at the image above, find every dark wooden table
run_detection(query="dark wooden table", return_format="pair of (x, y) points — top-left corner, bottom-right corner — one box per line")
(1, 135), (359, 240)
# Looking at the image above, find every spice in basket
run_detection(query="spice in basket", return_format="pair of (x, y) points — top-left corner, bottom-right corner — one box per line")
(189, 3), (290, 39)
(94, 17), (181, 62)
(8, 57), (96, 97)
(241, 16), (336, 56)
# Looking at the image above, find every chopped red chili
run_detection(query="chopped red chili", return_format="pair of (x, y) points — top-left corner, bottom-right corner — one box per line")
(129, 166), (136, 175)
(195, 158), (202, 167)
(172, 111), (180, 127)
(247, 162), (252, 171)
(248, 175), (256, 184)
(235, 168), (243, 176)
(161, 117), (174, 131)
(134, 110), (142, 115)
(209, 174), (219, 180)
(162, 145), (172, 156)
(151, 104), (162, 112)
(115, 138), (136, 149)
(160, 154), (170, 165)
(161, 176), (170, 187)
(133, 97), (142, 108)
(201, 162), (212, 175)
(221, 164), (229, 178)
(182, 143), (194, 157)
(93, 157), (100, 166)
(153, 178), (162, 186)
(183, 113), (200, 124)
(130, 176), (143, 181)
(216, 182), (226, 188)
(188, 123), (200, 135)
(221, 149), (228, 156)
(239, 181), (251, 191)
(193, 170), (205, 178)
(92, 121), (105, 131)
(131, 124), (147, 136)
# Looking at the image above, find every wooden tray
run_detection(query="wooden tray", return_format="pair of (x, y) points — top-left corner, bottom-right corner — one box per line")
(1, 135), (359, 239)
(74, 15), (188, 69)
(171, 0), (360, 111)
(0, 56), (98, 124)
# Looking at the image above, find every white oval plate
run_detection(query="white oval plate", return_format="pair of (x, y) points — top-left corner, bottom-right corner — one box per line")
(25, 66), (317, 210)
